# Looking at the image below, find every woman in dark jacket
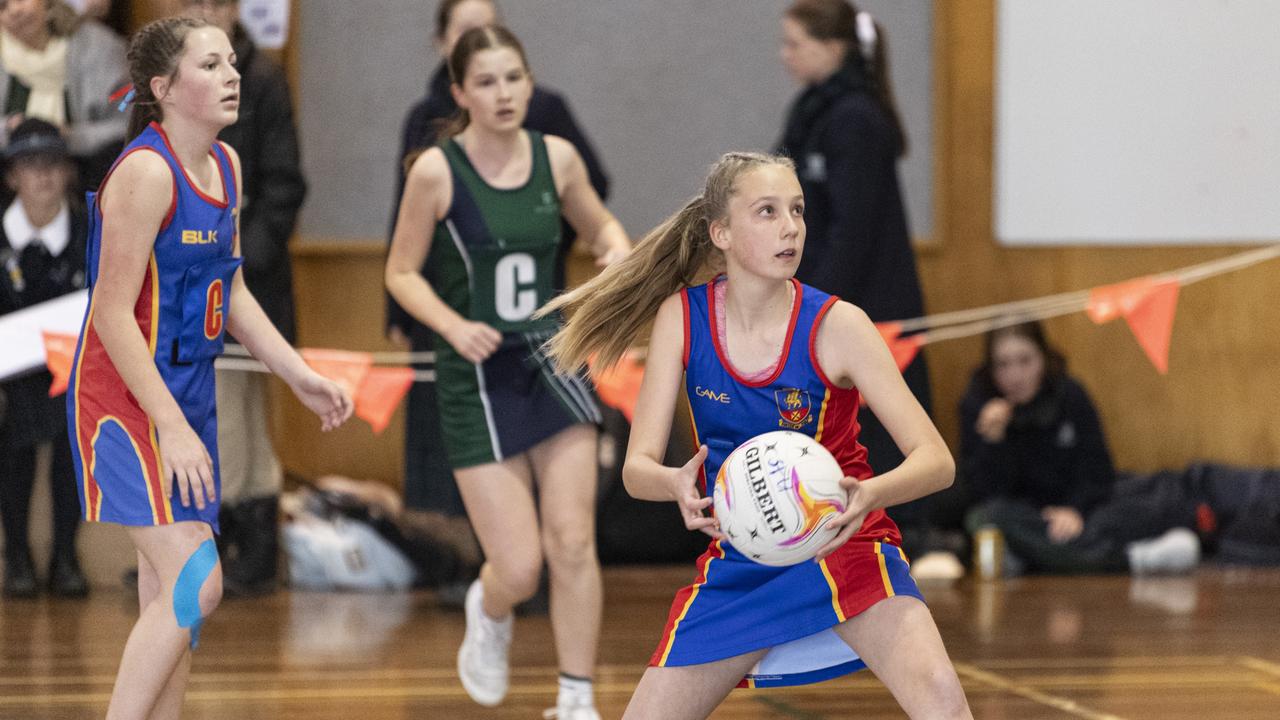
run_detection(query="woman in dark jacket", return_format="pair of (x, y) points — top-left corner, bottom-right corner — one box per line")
(387, 0), (610, 525)
(776, 0), (930, 481)
(0, 118), (88, 597)
(961, 321), (1198, 575)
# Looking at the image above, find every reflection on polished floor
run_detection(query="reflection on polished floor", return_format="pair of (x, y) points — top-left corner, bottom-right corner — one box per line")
(1, 566), (1278, 719)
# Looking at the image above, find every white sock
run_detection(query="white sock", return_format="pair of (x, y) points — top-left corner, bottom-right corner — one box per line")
(558, 673), (593, 708)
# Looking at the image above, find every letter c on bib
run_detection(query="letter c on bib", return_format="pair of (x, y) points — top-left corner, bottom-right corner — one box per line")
(204, 279), (224, 340)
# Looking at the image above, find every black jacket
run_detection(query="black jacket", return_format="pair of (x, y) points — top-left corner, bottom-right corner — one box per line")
(386, 64), (610, 341)
(959, 372), (1116, 515)
(777, 62), (924, 325)
(217, 25), (306, 343)
(0, 201), (87, 445)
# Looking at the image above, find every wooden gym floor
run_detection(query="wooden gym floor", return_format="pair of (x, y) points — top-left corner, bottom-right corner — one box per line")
(1, 565), (1278, 719)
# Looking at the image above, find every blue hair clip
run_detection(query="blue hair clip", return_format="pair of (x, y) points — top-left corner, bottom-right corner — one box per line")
(116, 86), (137, 113)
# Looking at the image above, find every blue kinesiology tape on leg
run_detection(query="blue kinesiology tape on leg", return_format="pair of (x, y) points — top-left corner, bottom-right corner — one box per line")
(173, 539), (218, 650)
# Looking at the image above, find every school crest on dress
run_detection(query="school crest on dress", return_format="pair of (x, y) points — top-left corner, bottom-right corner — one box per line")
(775, 387), (814, 429)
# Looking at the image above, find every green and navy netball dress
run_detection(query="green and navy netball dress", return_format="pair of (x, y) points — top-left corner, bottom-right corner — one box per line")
(650, 277), (922, 687)
(67, 123), (241, 531)
(427, 130), (600, 469)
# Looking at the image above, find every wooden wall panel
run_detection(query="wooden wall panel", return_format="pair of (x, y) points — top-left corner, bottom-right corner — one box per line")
(919, 0), (1280, 471)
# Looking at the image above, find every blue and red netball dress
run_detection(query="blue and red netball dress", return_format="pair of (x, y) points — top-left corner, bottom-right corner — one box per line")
(650, 277), (922, 687)
(66, 122), (241, 531)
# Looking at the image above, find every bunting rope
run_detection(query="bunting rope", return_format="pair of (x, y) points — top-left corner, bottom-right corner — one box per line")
(901, 243), (1280, 341)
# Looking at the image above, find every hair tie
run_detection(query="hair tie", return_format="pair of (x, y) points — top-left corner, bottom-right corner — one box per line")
(110, 83), (137, 112)
(855, 11), (878, 62)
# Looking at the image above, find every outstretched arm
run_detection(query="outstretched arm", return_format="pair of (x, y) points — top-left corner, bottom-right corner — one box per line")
(622, 293), (721, 538)
(814, 301), (954, 556)
(547, 135), (630, 267)
(221, 145), (351, 431)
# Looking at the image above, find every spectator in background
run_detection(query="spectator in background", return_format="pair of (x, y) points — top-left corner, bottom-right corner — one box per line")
(386, 0), (610, 604)
(776, 1), (931, 480)
(0, 0), (127, 195)
(178, 0), (306, 596)
(962, 321), (1199, 575)
(776, 0), (938, 558)
(0, 118), (88, 598)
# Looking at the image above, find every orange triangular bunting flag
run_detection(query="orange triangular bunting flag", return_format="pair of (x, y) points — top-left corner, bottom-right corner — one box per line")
(354, 366), (415, 435)
(301, 349), (373, 397)
(591, 354), (645, 422)
(875, 321), (903, 345)
(43, 331), (77, 397)
(1087, 276), (1156, 324)
(888, 333), (925, 373)
(1122, 279), (1180, 374)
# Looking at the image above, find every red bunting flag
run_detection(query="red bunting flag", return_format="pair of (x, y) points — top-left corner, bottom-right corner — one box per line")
(876, 321), (903, 345)
(887, 333), (925, 373)
(354, 366), (415, 435)
(1086, 276), (1156, 324)
(42, 331), (77, 397)
(1122, 278), (1180, 374)
(591, 353), (645, 422)
(1086, 276), (1180, 373)
(300, 348), (373, 397)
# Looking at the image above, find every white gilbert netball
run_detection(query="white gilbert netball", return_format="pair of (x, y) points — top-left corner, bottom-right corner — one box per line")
(712, 430), (848, 566)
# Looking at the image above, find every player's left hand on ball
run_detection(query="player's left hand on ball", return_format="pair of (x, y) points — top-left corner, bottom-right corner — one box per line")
(815, 476), (870, 561)
(672, 445), (723, 539)
(292, 371), (354, 431)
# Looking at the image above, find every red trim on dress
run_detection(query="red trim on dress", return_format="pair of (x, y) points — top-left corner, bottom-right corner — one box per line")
(707, 277), (803, 388)
(150, 122), (229, 208)
(680, 289), (691, 369)
(809, 295), (842, 389)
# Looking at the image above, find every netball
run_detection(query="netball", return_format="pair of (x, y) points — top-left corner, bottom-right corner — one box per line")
(713, 430), (848, 566)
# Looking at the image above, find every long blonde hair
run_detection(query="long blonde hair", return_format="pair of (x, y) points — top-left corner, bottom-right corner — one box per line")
(538, 151), (796, 373)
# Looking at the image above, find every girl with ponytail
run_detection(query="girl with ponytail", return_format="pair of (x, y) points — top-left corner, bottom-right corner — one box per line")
(776, 0), (935, 499)
(69, 17), (351, 717)
(544, 153), (971, 719)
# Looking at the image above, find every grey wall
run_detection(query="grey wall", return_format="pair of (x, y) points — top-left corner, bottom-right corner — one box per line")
(297, 1), (932, 241)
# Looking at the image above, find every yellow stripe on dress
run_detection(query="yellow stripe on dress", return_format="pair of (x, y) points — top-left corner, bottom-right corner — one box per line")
(812, 388), (831, 443)
(874, 541), (896, 598)
(90, 417), (157, 524)
(72, 297), (96, 520)
(145, 254), (173, 523)
(818, 558), (847, 623)
(658, 540), (724, 666)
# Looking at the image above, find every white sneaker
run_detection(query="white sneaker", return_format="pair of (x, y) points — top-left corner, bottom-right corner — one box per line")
(1127, 528), (1200, 575)
(457, 579), (512, 706)
(542, 703), (602, 720)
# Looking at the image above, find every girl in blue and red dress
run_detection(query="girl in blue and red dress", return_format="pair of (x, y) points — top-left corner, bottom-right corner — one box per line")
(67, 17), (351, 718)
(541, 152), (972, 719)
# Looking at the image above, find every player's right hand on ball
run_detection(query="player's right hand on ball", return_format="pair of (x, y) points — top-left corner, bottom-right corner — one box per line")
(671, 445), (722, 539)
(156, 420), (215, 510)
(444, 320), (503, 364)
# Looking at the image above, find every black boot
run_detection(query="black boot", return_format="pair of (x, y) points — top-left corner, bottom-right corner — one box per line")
(3, 549), (38, 599)
(48, 548), (89, 598)
(223, 496), (279, 597)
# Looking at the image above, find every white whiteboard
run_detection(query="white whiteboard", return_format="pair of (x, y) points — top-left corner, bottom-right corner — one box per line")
(995, 1), (1280, 245)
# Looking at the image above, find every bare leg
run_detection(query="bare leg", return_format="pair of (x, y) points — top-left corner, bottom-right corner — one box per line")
(455, 456), (542, 617)
(622, 649), (767, 720)
(529, 424), (602, 677)
(136, 551), (190, 720)
(833, 596), (972, 719)
(106, 522), (222, 720)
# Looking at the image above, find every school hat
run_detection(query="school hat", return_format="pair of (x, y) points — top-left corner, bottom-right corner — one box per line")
(4, 118), (70, 164)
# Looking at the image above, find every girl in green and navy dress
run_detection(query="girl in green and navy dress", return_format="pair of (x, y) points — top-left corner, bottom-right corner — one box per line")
(384, 25), (630, 720)
(542, 153), (971, 719)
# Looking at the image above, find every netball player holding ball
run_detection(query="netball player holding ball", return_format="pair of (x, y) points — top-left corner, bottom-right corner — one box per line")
(541, 152), (972, 719)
